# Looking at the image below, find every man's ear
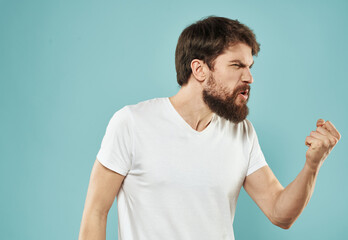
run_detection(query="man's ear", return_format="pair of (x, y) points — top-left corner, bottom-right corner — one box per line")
(190, 59), (208, 82)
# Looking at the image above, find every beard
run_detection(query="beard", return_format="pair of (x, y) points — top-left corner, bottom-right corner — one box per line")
(202, 74), (250, 124)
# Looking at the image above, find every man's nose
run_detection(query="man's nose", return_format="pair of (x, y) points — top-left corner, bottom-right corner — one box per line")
(241, 68), (253, 83)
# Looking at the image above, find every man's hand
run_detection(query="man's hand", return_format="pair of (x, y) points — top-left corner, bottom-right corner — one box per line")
(305, 119), (341, 171)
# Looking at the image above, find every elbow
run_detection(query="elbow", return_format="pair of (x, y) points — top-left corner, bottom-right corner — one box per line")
(270, 206), (297, 230)
(274, 222), (293, 230)
(271, 217), (294, 230)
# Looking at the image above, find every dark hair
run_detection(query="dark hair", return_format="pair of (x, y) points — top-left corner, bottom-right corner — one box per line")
(175, 15), (260, 86)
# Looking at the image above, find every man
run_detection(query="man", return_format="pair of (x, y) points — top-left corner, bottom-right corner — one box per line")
(79, 16), (341, 240)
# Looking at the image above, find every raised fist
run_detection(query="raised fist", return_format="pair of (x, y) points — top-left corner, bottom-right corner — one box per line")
(305, 119), (341, 170)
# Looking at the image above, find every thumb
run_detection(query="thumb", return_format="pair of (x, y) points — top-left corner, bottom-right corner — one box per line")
(316, 119), (325, 127)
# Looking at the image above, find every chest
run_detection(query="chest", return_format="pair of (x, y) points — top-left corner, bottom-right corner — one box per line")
(127, 128), (250, 198)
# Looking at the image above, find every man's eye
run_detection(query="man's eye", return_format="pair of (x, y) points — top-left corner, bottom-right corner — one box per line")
(231, 64), (240, 68)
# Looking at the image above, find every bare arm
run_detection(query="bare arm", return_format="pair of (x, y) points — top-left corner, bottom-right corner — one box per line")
(78, 159), (126, 240)
(243, 163), (318, 229)
(243, 119), (341, 229)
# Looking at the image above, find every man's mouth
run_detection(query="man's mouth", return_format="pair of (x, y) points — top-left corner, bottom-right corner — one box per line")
(239, 89), (249, 100)
(239, 89), (249, 96)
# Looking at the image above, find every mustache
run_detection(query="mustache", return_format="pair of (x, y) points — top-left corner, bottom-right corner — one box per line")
(237, 85), (250, 93)
(231, 85), (250, 98)
(225, 85), (250, 103)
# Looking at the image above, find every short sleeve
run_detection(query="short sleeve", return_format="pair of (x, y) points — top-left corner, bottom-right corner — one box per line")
(246, 121), (268, 176)
(96, 106), (134, 176)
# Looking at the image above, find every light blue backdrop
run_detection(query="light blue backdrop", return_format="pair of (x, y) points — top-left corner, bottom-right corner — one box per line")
(1, 0), (347, 239)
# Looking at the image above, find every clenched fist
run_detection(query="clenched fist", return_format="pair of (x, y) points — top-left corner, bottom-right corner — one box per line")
(305, 119), (341, 170)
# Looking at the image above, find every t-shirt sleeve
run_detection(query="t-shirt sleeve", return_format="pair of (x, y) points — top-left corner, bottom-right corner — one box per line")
(246, 120), (268, 176)
(96, 106), (134, 176)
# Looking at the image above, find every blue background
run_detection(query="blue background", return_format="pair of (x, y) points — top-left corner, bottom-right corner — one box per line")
(1, 0), (347, 239)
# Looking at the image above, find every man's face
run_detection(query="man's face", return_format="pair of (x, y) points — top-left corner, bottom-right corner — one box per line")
(202, 42), (254, 124)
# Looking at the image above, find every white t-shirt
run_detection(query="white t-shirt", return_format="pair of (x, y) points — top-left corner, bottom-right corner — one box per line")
(96, 97), (267, 240)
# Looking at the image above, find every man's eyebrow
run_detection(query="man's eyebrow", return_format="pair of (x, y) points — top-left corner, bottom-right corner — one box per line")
(229, 59), (254, 68)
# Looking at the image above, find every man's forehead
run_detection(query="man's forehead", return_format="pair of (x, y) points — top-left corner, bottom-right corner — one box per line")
(220, 43), (254, 64)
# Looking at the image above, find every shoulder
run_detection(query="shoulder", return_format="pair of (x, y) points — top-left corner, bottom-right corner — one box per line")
(214, 116), (256, 143)
(243, 119), (255, 134)
(126, 97), (164, 113)
(126, 97), (167, 121)
(106, 106), (132, 131)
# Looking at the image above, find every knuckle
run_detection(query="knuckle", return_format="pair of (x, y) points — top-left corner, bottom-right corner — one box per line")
(318, 139), (325, 147)
(328, 138), (334, 145)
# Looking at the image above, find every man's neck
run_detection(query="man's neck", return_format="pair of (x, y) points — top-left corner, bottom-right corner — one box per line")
(169, 84), (214, 132)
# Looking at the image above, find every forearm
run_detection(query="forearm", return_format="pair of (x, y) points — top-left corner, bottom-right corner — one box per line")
(272, 162), (320, 228)
(79, 210), (108, 240)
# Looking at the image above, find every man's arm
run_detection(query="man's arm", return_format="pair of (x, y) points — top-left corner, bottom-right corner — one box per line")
(79, 159), (126, 240)
(243, 119), (341, 229)
(243, 164), (319, 229)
